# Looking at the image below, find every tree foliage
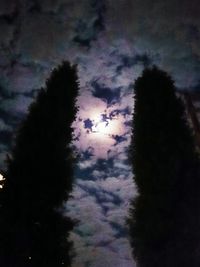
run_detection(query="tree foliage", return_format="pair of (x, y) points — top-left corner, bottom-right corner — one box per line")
(0, 61), (79, 267)
(128, 67), (200, 267)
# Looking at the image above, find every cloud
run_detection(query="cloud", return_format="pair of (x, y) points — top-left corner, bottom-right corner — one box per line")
(111, 134), (127, 145)
(0, 121), (11, 136)
(1, 0), (200, 114)
(70, 233), (135, 267)
(83, 118), (94, 131)
(91, 80), (122, 106)
(73, 0), (106, 48)
(116, 53), (152, 75)
(66, 161), (136, 267)
(104, 0), (200, 87)
(0, 0), (15, 16)
(4, 63), (45, 93)
(1, 94), (33, 115)
(17, 13), (71, 63)
(78, 159), (96, 171)
(67, 127), (136, 266)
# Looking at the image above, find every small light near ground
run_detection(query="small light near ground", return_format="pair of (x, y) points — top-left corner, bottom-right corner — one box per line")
(0, 173), (5, 189)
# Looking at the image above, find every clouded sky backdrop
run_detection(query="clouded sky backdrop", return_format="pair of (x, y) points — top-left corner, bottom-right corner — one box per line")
(1, 0), (200, 266)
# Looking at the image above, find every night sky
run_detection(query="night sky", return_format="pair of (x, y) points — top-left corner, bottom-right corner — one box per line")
(0, 0), (200, 266)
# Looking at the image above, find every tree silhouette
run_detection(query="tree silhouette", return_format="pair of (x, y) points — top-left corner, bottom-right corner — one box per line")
(0, 61), (79, 267)
(128, 67), (200, 267)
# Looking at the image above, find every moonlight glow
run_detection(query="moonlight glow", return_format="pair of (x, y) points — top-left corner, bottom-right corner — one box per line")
(73, 104), (128, 158)
(88, 109), (124, 138)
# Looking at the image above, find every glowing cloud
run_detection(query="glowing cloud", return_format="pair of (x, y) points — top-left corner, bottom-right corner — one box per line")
(73, 96), (128, 158)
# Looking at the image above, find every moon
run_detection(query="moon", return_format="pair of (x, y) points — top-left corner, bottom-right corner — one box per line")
(73, 103), (128, 158)
(91, 114), (110, 135)
(88, 110), (123, 138)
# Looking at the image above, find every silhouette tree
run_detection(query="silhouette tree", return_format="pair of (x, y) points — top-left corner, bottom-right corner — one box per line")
(128, 67), (200, 267)
(0, 61), (79, 267)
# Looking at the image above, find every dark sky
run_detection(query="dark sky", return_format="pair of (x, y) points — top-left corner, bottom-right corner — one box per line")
(0, 0), (200, 266)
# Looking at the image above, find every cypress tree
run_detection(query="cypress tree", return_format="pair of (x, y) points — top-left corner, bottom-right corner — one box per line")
(0, 61), (79, 267)
(128, 67), (200, 267)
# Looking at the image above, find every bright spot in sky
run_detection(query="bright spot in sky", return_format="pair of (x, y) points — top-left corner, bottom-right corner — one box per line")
(92, 115), (112, 135)
(94, 120), (109, 134)
(88, 109), (123, 137)
(73, 94), (131, 159)
(79, 107), (126, 158)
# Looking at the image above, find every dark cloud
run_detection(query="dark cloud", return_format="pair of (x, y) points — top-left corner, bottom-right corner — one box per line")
(84, 118), (93, 130)
(100, 113), (109, 123)
(91, 80), (121, 106)
(0, 109), (13, 126)
(112, 134), (127, 145)
(186, 25), (200, 41)
(0, 0), (16, 17)
(27, 0), (42, 14)
(73, 0), (106, 47)
(0, 6), (18, 25)
(94, 158), (114, 172)
(76, 154), (130, 182)
(124, 120), (132, 128)
(81, 147), (95, 160)
(190, 82), (200, 92)
(116, 53), (152, 74)
(91, 0), (105, 30)
(75, 165), (94, 181)
(110, 221), (128, 238)
(109, 106), (132, 119)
